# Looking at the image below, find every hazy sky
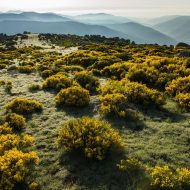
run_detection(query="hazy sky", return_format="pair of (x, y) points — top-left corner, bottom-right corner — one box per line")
(0, 0), (190, 17)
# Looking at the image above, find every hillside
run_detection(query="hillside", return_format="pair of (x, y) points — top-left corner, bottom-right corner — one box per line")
(0, 12), (183, 45)
(154, 16), (190, 43)
(0, 20), (128, 39)
(0, 12), (71, 22)
(71, 13), (131, 25)
(0, 33), (190, 190)
(106, 22), (176, 45)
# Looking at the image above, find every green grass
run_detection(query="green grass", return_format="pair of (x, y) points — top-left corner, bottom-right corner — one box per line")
(0, 70), (190, 190)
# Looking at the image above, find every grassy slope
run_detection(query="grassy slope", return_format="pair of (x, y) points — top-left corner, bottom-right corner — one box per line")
(0, 69), (190, 190)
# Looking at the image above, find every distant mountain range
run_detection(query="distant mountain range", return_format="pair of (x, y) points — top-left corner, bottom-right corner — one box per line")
(0, 12), (189, 45)
(105, 22), (176, 45)
(154, 16), (190, 44)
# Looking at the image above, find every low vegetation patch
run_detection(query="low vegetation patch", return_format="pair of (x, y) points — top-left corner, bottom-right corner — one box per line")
(5, 97), (43, 115)
(74, 71), (99, 92)
(5, 113), (26, 131)
(55, 86), (90, 107)
(42, 73), (73, 91)
(57, 116), (123, 160)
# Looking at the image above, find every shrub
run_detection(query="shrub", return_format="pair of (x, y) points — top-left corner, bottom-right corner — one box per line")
(6, 97), (43, 115)
(0, 149), (39, 190)
(100, 93), (128, 117)
(40, 69), (53, 78)
(127, 64), (159, 88)
(18, 66), (36, 73)
(100, 79), (165, 106)
(102, 62), (133, 79)
(177, 168), (190, 189)
(147, 165), (176, 189)
(0, 123), (12, 135)
(166, 76), (190, 96)
(55, 86), (90, 107)
(61, 65), (84, 73)
(5, 113), (26, 131)
(117, 158), (144, 171)
(175, 93), (190, 110)
(74, 71), (99, 92)
(57, 116), (123, 160)
(42, 73), (73, 91)
(0, 134), (34, 155)
(28, 83), (41, 92)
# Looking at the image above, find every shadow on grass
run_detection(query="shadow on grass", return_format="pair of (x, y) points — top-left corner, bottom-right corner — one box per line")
(103, 113), (146, 131)
(59, 150), (143, 190)
(138, 104), (187, 122)
(56, 96), (100, 118)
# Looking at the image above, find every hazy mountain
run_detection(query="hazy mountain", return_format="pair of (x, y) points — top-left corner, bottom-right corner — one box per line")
(71, 13), (131, 25)
(0, 12), (71, 22)
(106, 22), (176, 45)
(0, 20), (130, 39)
(154, 16), (190, 43)
(145, 15), (179, 25)
(0, 12), (180, 45)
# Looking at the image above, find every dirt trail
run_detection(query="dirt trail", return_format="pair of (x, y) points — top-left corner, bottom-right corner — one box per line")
(16, 33), (78, 55)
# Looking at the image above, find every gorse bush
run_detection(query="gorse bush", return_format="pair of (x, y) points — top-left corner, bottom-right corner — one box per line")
(42, 73), (73, 91)
(127, 64), (159, 88)
(74, 71), (99, 92)
(18, 66), (36, 73)
(0, 134), (34, 155)
(55, 86), (90, 107)
(6, 97), (43, 115)
(147, 165), (176, 189)
(117, 159), (190, 190)
(5, 113), (26, 131)
(28, 83), (41, 92)
(102, 62), (133, 80)
(177, 168), (190, 189)
(57, 116), (123, 160)
(117, 158), (144, 172)
(175, 93), (190, 110)
(0, 123), (12, 135)
(0, 149), (39, 190)
(100, 78), (165, 117)
(100, 93), (128, 117)
(166, 76), (190, 96)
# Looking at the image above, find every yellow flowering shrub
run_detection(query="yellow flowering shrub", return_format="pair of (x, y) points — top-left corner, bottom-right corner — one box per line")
(17, 65), (36, 73)
(175, 93), (190, 110)
(42, 73), (73, 91)
(117, 158), (144, 171)
(147, 165), (176, 189)
(102, 62), (133, 79)
(0, 148), (39, 190)
(74, 71), (99, 92)
(0, 134), (34, 155)
(5, 113), (26, 131)
(57, 116), (123, 160)
(100, 79), (165, 116)
(177, 168), (190, 189)
(55, 86), (90, 107)
(5, 97), (43, 115)
(100, 93), (128, 117)
(0, 123), (12, 135)
(166, 76), (190, 96)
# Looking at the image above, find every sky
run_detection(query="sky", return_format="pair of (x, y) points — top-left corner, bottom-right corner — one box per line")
(0, 0), (190, 18)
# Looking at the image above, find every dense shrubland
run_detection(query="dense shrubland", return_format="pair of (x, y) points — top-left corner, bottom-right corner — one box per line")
(0, 33), (190, 190)
(0, 99), (40, 189)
